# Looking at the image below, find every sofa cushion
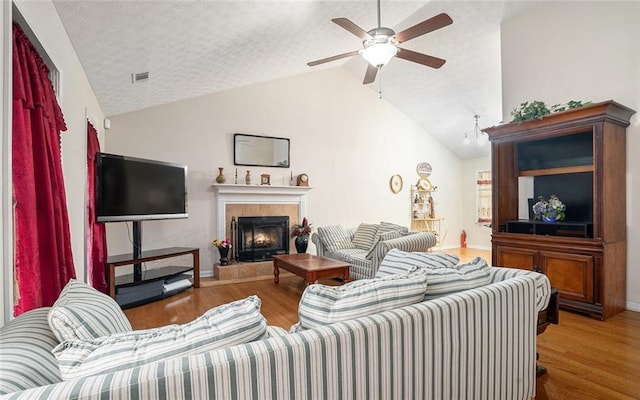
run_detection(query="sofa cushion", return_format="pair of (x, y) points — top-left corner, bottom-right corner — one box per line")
(0, 307), (62, 394)
(294, 268), (428, 331)
(317, 225), (355, 253)
(351, 223), (379, 250)
(422, 256), (492, 300)
(48, 279), (132, 342)
(52, 295), (268, 380)
(376, 249), (460, 277)
(365, 230), (403, 259)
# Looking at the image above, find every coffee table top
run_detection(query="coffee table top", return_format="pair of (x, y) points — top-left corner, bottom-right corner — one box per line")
(272, 253), (349, 271)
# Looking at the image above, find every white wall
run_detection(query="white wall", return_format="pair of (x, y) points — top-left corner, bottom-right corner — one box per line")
(107, 67), (464, 276)
(1, 0), (105, 323)
(0, 0), (10, 325)
(501, 2), (640, 311)
(462, 156), (492, 249)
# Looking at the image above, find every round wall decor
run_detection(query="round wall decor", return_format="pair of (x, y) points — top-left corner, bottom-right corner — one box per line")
(390, 174), (403, 194)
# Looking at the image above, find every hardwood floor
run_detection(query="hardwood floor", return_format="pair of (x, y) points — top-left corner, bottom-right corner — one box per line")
(124, 248), (640, 399)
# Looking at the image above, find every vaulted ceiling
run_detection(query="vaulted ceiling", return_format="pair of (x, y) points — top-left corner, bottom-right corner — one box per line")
(53, 1), (533, 159)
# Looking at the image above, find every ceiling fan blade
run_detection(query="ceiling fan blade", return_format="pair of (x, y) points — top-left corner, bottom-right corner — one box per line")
(363, 64), (378, 85)
(307, 50), (360, 67)
(394, 13), (453, 44)
(332, 18), (373, 41)
(396, 48), (446, 69)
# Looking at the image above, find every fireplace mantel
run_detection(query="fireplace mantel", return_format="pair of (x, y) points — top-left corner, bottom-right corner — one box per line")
(213, 184), (312, 241)
(213, 184), (312, 197)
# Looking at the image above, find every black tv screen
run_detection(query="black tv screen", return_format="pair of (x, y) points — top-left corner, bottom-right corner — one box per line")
(96, 153), (188, 222)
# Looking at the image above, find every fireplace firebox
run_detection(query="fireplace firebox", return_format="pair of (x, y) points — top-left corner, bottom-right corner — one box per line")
(235, 216), (289, 262)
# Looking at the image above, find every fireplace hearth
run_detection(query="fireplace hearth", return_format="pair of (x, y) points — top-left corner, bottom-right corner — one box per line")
(234, 216), (289, 262)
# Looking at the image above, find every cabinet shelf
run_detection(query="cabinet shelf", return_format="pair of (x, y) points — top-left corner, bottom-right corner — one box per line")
(519, 165), (594, 177)
(506, 220), (593, 238)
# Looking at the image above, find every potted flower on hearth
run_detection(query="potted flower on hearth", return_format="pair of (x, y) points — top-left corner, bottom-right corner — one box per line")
(291, 217), (312, 253)
(532, 195), (566, 222)
(212, 238), (232, 265)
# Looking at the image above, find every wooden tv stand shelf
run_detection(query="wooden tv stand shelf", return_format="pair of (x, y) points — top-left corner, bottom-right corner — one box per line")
(106, 247), (200, 299)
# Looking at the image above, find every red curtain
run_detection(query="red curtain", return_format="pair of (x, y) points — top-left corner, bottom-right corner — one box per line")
(12, 23), (75, 316)
(86, 121), (107, 293)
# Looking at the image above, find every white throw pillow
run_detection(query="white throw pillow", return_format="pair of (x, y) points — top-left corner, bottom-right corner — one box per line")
(48, 279), (132, 342)
(52, 295), (267, 380)
(376, 249), (460, 277)
(293, 268), (428, 331)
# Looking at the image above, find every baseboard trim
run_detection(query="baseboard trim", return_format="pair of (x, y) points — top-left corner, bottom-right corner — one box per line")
(626, 301), (640, 312)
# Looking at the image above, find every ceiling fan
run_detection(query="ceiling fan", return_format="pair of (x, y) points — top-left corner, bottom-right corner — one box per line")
(307, 0), (453, 85)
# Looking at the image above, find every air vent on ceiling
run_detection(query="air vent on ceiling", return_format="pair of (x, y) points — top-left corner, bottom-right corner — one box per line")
(131, 72), (149, 84)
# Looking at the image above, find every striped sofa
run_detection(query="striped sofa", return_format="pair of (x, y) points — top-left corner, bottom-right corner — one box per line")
(312, 223), (438, 279)
(1, 269), (546, 400)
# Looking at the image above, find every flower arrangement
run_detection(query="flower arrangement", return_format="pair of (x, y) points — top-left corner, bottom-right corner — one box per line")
(291, 217), (312, 239)
(532, 195), (566, 222)
(211, 239), (232, 249)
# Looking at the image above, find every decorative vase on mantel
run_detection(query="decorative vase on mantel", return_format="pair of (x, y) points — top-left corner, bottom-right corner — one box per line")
(295, 236), (309, 253)
(215, 167), (226, 184)
(245, 170), (252, 185)
(218, 247), (230, 266)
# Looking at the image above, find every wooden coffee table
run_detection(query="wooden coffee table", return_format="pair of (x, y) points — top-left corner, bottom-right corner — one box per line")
(273, 254), (350, 285)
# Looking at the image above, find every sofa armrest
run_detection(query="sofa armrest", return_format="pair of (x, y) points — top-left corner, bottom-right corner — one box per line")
(311, 233), (325, 256)
(370, 232), (438, 274)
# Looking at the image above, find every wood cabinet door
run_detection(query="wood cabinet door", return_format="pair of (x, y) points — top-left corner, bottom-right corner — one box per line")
(495, 246), (537, 271)
(539, 251), (594, 303)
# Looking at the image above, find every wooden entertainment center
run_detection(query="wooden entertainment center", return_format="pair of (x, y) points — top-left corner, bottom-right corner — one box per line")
(106, 247), (200, 306)
(486, 100), (635, 320)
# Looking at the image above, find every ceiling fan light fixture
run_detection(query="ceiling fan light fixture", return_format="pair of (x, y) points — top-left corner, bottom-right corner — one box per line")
(361, 42), (397, 67)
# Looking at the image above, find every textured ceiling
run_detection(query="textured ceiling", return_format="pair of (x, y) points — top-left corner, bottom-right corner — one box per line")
(53, 1), (531, 159)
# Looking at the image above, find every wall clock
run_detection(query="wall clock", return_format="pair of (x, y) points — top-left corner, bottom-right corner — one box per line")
(390, 174), (403, 194)
(296, 173), (309, 186)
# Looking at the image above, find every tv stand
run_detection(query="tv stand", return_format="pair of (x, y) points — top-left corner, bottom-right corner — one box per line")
(106, 247), (200, 307)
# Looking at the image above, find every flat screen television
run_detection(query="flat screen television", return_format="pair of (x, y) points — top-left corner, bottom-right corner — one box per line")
(96, 152), (188, 282)
(96, 152), (188, 222)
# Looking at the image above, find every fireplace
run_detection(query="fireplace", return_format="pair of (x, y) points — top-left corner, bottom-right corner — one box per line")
(235, 216), (289, 262)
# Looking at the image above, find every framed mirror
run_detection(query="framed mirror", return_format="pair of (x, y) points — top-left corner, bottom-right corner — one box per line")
(234, 133), (290, 168)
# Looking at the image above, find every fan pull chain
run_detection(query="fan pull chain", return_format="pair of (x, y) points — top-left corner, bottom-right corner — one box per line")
(378, 67), (383, 99)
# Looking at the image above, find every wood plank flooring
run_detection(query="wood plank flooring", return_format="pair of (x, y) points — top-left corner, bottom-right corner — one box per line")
(124, 248), (640, 399)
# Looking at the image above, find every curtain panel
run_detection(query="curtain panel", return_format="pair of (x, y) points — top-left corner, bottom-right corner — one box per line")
(86, 122), (107, 293)
(12, 23), (75, 315)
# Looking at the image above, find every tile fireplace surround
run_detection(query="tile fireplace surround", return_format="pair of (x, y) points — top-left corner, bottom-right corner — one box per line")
(212, 184), (313, 249)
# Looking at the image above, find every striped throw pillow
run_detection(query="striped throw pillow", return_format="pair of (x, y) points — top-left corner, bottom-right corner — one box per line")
(52, 295), (268, 380)
(351, 223), (379, 250)
(317, 225), (355, 253)
(365, 230), (403, 259)
(48, 279), (132, 342)
(295, 268), (428, 331)
(423, 256), (491, 300)
(379, 221), (409, 234)
(0, 307), (62, 394)
(376, 249), (460, 277)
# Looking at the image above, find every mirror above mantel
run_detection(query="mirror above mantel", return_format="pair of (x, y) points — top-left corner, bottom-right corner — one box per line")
(234, 133), (290, 168)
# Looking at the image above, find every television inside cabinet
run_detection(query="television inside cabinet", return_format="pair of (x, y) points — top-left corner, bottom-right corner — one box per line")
(485, 100), (635, 320)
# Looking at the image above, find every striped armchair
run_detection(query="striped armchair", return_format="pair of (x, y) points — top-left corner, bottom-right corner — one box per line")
(312, 222), (438, 279)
